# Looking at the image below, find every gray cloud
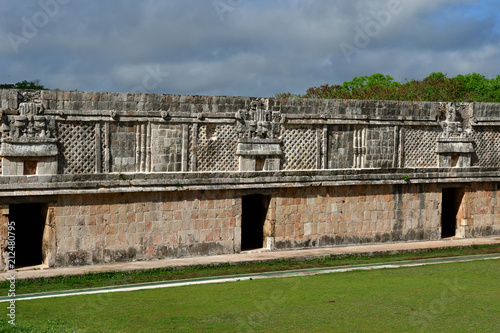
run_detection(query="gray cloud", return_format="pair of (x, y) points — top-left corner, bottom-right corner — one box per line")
(1, 0), (499, 97)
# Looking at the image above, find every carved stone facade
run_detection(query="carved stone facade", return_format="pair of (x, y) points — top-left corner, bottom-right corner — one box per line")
(436, 102), (475, 167)
(1, 97), (58, 176)
(0, 89), (499, 268)
(236, 100), (282, 171)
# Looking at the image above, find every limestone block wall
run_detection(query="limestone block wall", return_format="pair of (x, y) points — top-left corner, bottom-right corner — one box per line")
(265, 183), (499, 251)
(1, 178), (500, 268)
(328, 125), (354, 169)
(468, 183), (500, 237)
(151, 124), (184, 172)
(109, 123), (137, 173)
(51, 191), (240, 266)
(365, 126), (397, 168)
(269, 184), (442, 249)
(0, 207), (10, 269)
(33, 181), (500, 266)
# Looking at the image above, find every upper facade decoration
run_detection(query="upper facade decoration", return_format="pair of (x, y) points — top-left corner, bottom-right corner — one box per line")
(235, 99), (283, 171)
(236, 100), (280, 139)
(2, 102), (56, 141)
(436, 103), (475, 168)
(0, 91), (58, 175)
(439, 102), (472, 139)
(0, 89), (499, 177)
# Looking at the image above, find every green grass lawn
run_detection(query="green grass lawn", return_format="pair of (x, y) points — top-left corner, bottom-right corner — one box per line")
(1, 259), (499, 332)
(2, 244), (499, 296)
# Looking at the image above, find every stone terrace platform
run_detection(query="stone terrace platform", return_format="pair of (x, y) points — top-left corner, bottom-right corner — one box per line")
(2, 237), (499, 281)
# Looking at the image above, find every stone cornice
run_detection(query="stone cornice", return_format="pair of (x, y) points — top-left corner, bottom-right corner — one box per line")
(0, 168), (498, 196)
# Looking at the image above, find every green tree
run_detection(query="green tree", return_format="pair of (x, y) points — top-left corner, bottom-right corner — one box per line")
(279, 72), (500, 102)
(342, 73), (400, 92)
(0, 80), (48, 90)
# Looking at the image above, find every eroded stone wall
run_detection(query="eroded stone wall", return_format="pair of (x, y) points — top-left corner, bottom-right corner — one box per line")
(25, 182), (498, 266)
(270, 184), (441, 249)
(51, 191), (240, 266)
(468, 183), (500, 237)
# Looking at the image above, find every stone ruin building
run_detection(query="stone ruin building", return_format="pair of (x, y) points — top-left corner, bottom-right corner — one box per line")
(1, 88), (499, 268)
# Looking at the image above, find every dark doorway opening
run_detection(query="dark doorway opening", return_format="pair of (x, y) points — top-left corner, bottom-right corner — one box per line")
(241, 194), (270, 251)
(441, 188), (464, 238)
(9, 203), (47, 268)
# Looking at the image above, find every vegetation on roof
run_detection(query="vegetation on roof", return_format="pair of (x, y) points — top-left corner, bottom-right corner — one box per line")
(0, 80), (47, 90)
(276, 72), (500, 102)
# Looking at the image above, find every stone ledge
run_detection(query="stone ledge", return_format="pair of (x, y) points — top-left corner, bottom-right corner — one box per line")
(1, 140), (59, 157)
(0, 168), (499, 196)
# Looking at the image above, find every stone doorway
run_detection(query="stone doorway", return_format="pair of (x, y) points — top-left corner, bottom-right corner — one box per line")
(241, 194), (270, 251)
(9, 203), (48, 268)
(441, 188), (465, 238)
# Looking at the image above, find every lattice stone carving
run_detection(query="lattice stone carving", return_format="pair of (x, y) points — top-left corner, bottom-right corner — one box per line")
(58, 122), (96, 174)
(470, 127), (500, 167)
(404, 127), (441, 168)
(281, 126), (318, 170)
(197, 124), (238, 172)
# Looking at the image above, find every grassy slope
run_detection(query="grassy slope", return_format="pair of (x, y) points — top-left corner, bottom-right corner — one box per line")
(1, 259), (499, 332)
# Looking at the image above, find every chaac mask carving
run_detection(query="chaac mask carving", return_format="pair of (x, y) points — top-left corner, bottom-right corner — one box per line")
(236, 100), (280, 139)
(439, 102), (473, 139)
(2, 99), (55, 141)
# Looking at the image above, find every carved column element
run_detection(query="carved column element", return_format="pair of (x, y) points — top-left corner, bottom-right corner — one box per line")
(135, 124), (141, 172)
(146, 122), (152, 172)
(393, 126), (400, 168)
(135, 123), (152, 173)
(316, 127), (322, 169)
(353, 128), (367, 169)
(140, 123), (146, 172)
(181, 124), (189, 172)
(236, 100), (282, 171)
(190, 123), (198, 172)
(95, 123), (102, 173)
(456, 189), (472, 237)
(322, 125), (328, 169)
(399, 127), (405, 168)
(103, 122), (110, 173)
(41, 207), (56, 267)
(0, 206), (10, 270)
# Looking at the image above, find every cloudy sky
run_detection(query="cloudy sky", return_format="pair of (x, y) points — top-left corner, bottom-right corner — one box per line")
(1, 0), (499, 97)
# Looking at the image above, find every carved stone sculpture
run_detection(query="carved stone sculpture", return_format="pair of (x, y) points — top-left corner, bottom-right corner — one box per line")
(436, 103), (475, 167)
(0, 102), (58, 175)
(236, 100), (282, 171)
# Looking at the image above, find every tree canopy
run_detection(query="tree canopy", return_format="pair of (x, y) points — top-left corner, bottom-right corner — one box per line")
(0, 80), (48, 90)
(277, 73), (500, 103)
